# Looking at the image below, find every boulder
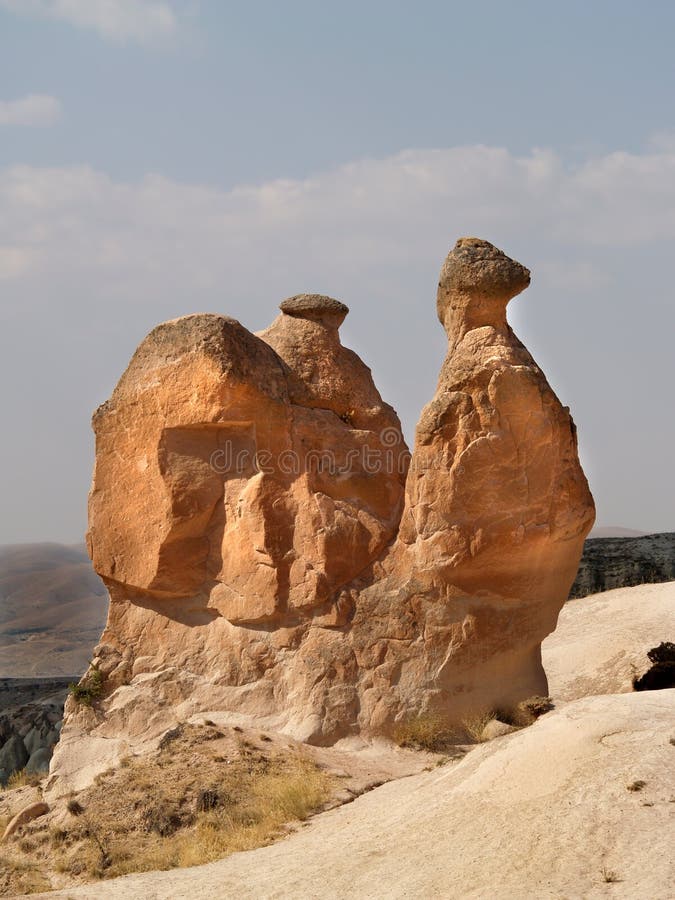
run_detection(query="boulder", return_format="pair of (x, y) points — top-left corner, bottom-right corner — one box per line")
(481, 719), (517, 741)
(1, 801), (49, 842)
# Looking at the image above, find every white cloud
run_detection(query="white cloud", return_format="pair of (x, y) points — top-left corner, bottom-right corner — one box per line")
(0, 0), (177, 44)
(2, 140), (675, 539)
(0, 94), (61, 127)
(1, 142), (675, 292)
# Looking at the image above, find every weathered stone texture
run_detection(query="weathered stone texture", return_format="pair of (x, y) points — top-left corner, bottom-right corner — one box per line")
(54, 238), (594, 777)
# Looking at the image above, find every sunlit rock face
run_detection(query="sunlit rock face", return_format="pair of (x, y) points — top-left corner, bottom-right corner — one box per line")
(355, 238), (595, 730)
(54, 238), (594, 785)
(88, 303), (406, 628)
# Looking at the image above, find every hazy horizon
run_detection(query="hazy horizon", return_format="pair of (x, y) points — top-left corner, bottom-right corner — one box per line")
(2, 0), (675, 543)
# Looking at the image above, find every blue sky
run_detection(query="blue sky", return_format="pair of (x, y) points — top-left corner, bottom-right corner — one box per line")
(1, 0), (675, 542)
(4, 1), (675, 183)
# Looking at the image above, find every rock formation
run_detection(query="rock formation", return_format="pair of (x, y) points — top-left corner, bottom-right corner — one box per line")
(0, 680), (65, 785)
(52, 238), (594, 784)
(570, 532), (675, 598)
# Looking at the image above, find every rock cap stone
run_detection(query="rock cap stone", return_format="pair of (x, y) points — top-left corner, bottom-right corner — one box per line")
(280, 294), (349, 326)
(437, 237), (531, 336)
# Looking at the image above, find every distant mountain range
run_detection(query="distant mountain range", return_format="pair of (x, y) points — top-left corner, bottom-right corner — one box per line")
(589, 526), (648, 538)
(0, 543), (108, 678)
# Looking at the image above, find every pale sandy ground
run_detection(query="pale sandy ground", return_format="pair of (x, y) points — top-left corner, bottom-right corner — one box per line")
(544, 580), (675, 700)
(29, 583), (675, 900)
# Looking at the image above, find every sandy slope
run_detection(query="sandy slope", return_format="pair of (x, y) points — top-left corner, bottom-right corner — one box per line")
(33, 689), (675, 900)
(26, 582), (675, 900)
(544, 580), (675, 700)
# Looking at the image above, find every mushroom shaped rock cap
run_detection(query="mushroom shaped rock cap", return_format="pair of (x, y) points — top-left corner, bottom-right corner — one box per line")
(279, 294), (349, 328)
(437, 237), (530, 333)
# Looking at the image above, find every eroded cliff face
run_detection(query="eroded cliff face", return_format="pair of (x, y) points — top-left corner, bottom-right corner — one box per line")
(52, 238), (594, 787)
(570, 533), (675, 599)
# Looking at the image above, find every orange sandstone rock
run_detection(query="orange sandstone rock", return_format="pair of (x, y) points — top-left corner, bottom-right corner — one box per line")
(53, 239), (594, 786)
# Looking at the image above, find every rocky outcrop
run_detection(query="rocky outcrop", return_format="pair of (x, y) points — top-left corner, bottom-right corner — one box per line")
(1, 801), (49, 842)
(52, 238), (594, 786)
(570, 532), (675, 598)
(0, 680), (66, 784)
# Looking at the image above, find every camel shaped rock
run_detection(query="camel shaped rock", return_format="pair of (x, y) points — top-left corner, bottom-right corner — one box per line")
(58, 238), (595, 768)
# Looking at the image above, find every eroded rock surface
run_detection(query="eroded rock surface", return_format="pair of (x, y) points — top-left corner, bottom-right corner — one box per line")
(53, 238), (594, 786)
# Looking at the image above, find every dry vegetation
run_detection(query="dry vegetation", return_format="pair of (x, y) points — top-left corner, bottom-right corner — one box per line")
(626, 779), (647, 792)
(0, 699), (557, 894)
(599, 865), (621, 884)
(0, 723), (333, 895)
(393, 696), (555, 751)
(4, 769), (42, 790)
(392, 712), (462, 753)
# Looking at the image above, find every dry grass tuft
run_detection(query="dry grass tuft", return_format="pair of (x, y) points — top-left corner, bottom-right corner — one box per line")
(5, 769), (42, 790)
(394, 696), (554, 751)
(599, 865), (621, 883)
(392, 712), (461, 753)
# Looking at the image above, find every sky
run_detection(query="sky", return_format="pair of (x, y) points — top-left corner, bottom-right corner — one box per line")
(1, 0), (674, 544)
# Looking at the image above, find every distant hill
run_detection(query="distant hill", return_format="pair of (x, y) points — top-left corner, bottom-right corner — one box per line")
(0, 543), (108, 677)
(589, 526), (648, 539)
(570, 532), (675, 599)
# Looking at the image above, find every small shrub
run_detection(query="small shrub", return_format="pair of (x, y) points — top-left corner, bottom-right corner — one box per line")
(600, 865), (621, 883)
(626, 779), (647, 792)
(493, 696), (555, 728)
(69, 664), (104, 706)
(67, 798), (84, 816)
(196, 789), (220, 812)
(518, 695), (554, 720)
(632, 642), (675, 691)
(142, 801), (190, 837)
(49, 826), (69, 848)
